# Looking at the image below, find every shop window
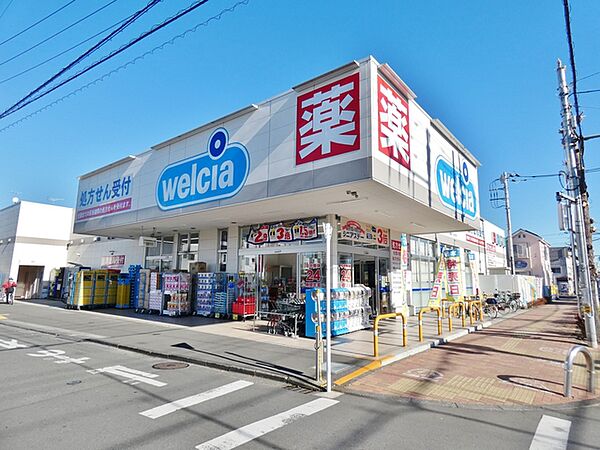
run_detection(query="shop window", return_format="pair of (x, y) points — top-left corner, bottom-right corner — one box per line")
(217, 229), (228, 272)
(190, 233), (199, 252)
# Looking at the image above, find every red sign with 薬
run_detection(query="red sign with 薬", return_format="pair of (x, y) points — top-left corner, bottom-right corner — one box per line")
(378, 75), (410, 169)
(296, 72), (361, 165)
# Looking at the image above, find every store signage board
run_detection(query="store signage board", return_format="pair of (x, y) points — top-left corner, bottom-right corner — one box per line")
(340, 217), (389, 247)
(76, 175), (133, 221)
(101, 255), (125, 269)
(296, 72), (361, 165)
(377, 75), (410, 169)
(435, 157), (477, 219)
(247, 218), (319, 245)
(156, 128), (250, 211)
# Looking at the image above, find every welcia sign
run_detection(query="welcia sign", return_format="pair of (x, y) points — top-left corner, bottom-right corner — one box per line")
(435, 157), (477, 219)
(156, 128), (250, 211)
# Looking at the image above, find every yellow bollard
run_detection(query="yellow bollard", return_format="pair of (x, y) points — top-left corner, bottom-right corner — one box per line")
(418, 306), (442, 342)
(373, 312), (407, 357)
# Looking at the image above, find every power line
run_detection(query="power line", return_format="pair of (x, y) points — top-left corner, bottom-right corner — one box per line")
(0, 0), (162, 120)
(0, 0), (119, 67)
(0, 0), (213, 121)
(0, 0), (249, 133)
(0, 17), (128, 85)
(0, 0), (15, 22)
(576, 89), (600, 95)
(0, 0), (76, 47)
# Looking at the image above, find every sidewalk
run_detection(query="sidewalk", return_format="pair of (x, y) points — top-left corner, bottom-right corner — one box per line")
(4, 299), (599, 408)
(343, 301), (599, 407)
(0, 298), (502, 389)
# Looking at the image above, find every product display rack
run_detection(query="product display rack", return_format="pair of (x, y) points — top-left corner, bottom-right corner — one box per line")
(162, 273), (191, 317)
(304, 286), (372, 338)
(195, 273), (216, 316)
(232, 273), (257, 321)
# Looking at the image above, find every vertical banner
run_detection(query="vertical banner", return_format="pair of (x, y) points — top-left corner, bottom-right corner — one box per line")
(390, 235), (409, 315)
(428, 254), (446, 308)
(444, 248), (464, 301)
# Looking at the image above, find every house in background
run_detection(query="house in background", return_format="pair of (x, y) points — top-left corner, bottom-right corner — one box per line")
(550, 246), (575, 296)
(512, 228), (553, 289)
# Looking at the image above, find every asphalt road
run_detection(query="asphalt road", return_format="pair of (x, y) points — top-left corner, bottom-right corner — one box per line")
(2, 320), (600, 449)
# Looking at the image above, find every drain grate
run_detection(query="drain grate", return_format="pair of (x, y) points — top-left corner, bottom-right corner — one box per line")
(152, 362), (189, 370)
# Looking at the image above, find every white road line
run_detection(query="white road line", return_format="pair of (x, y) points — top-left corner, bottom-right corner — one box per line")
(140, 380), (253, 419)
(195, 398), (339, 450)
(529, 414), (571, 450)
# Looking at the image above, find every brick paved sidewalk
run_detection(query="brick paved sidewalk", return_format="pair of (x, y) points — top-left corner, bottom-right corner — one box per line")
(344, 302), (600, 406)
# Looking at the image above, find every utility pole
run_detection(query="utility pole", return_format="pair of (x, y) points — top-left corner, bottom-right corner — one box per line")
(501, 172), (516, 275)
(557, 59), (598, 347)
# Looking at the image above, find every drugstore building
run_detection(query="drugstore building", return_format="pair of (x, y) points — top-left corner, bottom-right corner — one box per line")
(74, 56), (482, 314)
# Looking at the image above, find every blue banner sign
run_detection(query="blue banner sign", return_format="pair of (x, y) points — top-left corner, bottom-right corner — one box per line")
(435, 157), (477, 219)
(156, 128), (250, 211)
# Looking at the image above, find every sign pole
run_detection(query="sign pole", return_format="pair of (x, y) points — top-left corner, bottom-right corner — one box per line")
(324, 223), (333, 392)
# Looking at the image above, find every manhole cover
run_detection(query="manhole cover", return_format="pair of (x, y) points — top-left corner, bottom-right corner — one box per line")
(152, 362), (189, 370)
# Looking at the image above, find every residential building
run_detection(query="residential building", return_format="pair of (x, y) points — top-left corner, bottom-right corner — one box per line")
(550, 246), (575, 296)
(512, 229), (552, 287)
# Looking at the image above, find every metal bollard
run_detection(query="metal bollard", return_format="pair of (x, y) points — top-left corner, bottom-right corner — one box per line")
(564, 345), (596, 397)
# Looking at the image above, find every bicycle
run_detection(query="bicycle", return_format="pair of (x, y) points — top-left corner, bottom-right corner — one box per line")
(483, 297), (498, 320)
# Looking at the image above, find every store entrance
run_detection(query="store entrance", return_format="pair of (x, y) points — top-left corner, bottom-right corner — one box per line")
(350, 254), (390, 316)
(262, 253), (298, 310)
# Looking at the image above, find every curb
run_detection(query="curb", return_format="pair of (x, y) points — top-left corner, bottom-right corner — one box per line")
(0, 319), (324, 392)
(335, 318), (497, 386)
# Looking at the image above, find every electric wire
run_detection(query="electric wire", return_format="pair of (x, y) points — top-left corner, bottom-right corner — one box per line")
(0, 0), (119, 67)
(0, 0), (76, 47)
(0, 0), (14, 22)
(0, 0), (216, 121)
(0, 0), (248, 133)
(0, 17), (129, 85)
(0, 0), (162, 120)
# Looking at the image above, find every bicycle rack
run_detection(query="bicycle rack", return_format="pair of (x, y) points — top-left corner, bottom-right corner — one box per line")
(564, 345), (596, 397)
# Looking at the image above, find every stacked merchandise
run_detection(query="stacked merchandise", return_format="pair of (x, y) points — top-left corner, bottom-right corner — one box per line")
(92, 270), (109, 307)
(213, 273), (236, 318)
(128, 265), (142, 308)
(134, 269), (151, 311)
(195, 273), (215, 316)
(68, 270), (93, 308)
(106, 272), (119, 307)
(162, 273), (191, 316)
(259, 285), (269, 315)
(116, 274), (131, 309)
(148, 272), (162, 313)
(304, 286), (372, 338)
(232, 295), (256, 318)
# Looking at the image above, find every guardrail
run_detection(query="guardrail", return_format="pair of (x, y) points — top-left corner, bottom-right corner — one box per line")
(418, 306), (442, 342)
(373, 312), (407, 357)
(564, 345), (596, 397)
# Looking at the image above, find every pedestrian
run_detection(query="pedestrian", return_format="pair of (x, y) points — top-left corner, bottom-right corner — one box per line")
(2, 277), (16, 304)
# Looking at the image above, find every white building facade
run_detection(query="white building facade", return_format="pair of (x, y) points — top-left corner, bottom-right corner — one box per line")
(0, 201), (73, 298)
(512, 229), (553, 287)
(73, 56), (483, 314)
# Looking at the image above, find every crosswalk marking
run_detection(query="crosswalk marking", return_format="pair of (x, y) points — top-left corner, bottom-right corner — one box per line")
(140, 380), (253, 419)
(87, 365), (166, 387)
(529, 415), (571, 450)
(195, 398), (339, 450)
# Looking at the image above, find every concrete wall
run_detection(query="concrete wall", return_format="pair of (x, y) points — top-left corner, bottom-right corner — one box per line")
(67, 236), (144, 270)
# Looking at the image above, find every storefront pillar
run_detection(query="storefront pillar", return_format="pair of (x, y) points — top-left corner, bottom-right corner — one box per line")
(326, 214), (339, 288)
(226, 225), (240, 273)
(198, 229), (218, 272)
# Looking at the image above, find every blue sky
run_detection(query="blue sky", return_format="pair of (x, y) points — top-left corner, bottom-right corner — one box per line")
(1, 0), (600, 251)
